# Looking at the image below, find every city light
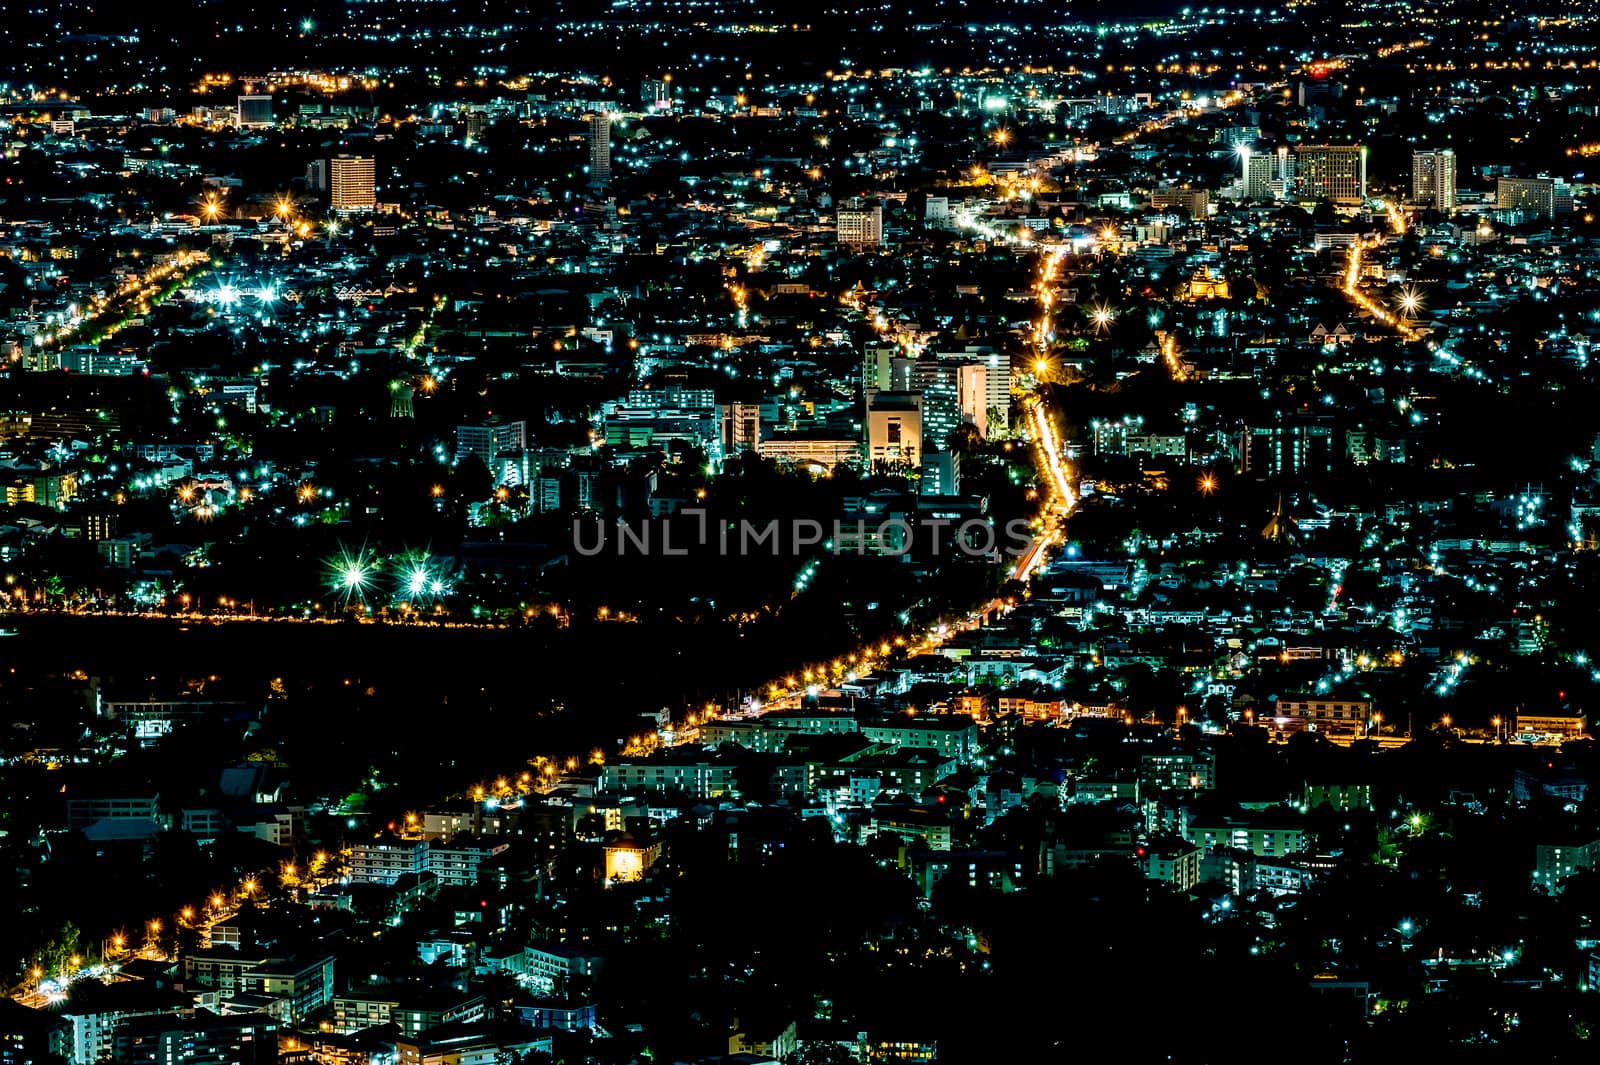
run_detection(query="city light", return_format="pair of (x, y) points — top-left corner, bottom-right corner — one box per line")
(327, 546), (380, 605)
(3, 11), (1597, 1055)
(1089, 303), (1116, 335)
(1398, 286), (1423, 317)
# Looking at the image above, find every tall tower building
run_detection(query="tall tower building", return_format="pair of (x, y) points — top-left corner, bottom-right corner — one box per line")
(836, 206), (884, 247)
(956, 363), (988, 439)
(910, 357), (961, 453)
(329, 155), (376, 212)
(865, 393), (922, 473)
(1295, 145), (1367, 205)
(455, 418), (528, 469)
(641, 78), (671, 111)
(236, 94), (274, 130)
(719, 402), (761, 454)
(587, 112), (612, 186)
(1242, 147), (1275, 200)
(1496, 177), (1558, 218)
(1242, 424), (1335, 477)
(981, 350), (1010, 438)
(1276, 145), (1295, 185)
(389, 380), (414, 419)
(1412, 148), (1457, 213)
(920, 450), (961, 498)
(862, 344), (895, 396)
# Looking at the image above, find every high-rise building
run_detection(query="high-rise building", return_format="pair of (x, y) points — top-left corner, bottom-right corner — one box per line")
(956, 363), (989, 438)
(346, 838), (429, 885)
(1411, 148), (1456, 212)
(236, 94), (273, 130)
(889, 354), (916, 393)
(910, 357), (961, 452)
(720, 402), (762, 454)
(866, 393), (922, 473)
(862, 344), (895, 395)
(935, 348), (1010, 438)
(641, 78), (671, 111)
(455, 418), (528, 470)
(836, 206), (884, 247)
(1150, 187), (1210, 216)
(85, 509), (118, 542)
(1242, 147), (1275, 200)
(1295, 145), (1367, 205)
(1497, 176), (1558, 218)
(1243, 146), (1296, 202)
(1242, 424), (1335, 477)
(587, 112), (612, 186)
(305, 158), (328, 192)
(501, 447), (568, 494)
(389, 379), (414, 419)
(1297, 79), (1344, 107)
(329, 155), (375, 212)
(982, 351), (1011, 437)
(114, 1011), (279, 1065)
(920, 450), (961, 497)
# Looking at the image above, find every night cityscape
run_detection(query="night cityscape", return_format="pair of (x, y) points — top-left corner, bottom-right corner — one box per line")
(5, 0), (1600, 1061)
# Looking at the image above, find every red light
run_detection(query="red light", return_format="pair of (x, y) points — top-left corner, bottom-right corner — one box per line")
(480, 900), (487, 907)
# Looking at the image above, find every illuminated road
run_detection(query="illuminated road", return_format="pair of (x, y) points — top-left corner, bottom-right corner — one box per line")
(1342, 238), (1422, 343)
(1159, 330), (1191, 383)
(32, 249), (212, 350)
(0, 605), (514, 629)
(731, 84), (1294, 715)
(8, 875), (266, 1008)
(729, 241), (1079, 716)
(1336, 197), (1443, 348)
(1001, 242), (1078, 584)
(979, 89), (1295, 576)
